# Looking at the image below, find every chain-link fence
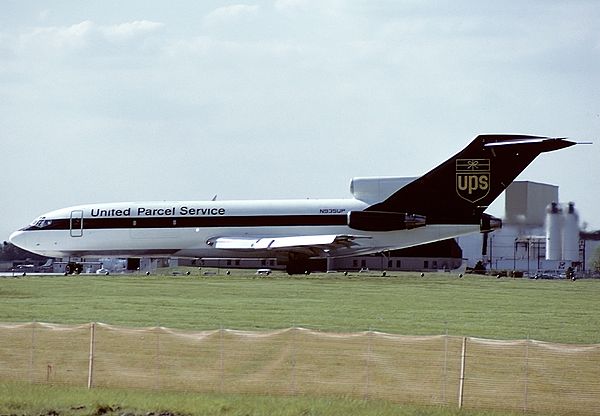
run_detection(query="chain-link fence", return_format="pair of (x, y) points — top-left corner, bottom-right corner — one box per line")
(1, 322), (599, 414)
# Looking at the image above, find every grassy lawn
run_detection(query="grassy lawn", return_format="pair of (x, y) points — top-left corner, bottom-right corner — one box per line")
(1, 271), (599, 415)
(0, 382), (526, 416)
(0, 270), (598, 343)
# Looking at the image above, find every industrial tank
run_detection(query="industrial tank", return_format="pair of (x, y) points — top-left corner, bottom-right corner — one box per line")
(545, 202), (563, 261)
(562, 202), (580, 261)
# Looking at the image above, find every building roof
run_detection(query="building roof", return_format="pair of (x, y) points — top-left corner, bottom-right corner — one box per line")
(580, 230), (600, 241)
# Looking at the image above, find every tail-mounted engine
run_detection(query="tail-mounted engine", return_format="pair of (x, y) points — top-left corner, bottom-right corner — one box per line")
(347, 211), (426, 232)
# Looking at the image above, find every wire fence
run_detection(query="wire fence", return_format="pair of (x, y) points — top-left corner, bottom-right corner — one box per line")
(1, 322), (599, 414)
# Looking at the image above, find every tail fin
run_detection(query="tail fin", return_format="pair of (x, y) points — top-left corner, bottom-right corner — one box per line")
(367, 135), (575, 224)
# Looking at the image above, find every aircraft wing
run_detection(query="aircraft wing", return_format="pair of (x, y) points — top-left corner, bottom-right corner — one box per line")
(208, 234), (370, 257)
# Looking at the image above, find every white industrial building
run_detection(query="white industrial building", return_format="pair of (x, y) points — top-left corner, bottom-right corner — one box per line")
(458, 181), (596, 276)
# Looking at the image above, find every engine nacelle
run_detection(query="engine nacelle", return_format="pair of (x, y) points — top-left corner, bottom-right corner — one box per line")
(347, 211), (426, 232)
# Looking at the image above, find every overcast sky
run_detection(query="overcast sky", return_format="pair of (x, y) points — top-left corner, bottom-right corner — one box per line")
(1, 0), (599, 240)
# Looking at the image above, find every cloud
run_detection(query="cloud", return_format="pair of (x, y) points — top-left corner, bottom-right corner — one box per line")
(23, 20), (94, 50)
(100, 20), (165, 42)
(16, 20), (164, 53)
(274, 0), (310, 13)
(38, 9), (51, 22)
(203, 4), (260, 27)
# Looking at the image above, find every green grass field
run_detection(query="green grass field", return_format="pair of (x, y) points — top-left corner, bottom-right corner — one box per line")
(0, 270), (598, 343)
(1, 270), (599, 415)
(0, 382), (525, 416)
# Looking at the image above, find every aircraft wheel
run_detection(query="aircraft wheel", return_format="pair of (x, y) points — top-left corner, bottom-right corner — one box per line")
(66, 262), (84, 275)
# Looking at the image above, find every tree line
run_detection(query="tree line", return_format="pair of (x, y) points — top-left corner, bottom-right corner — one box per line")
(1, 241), (48, 262)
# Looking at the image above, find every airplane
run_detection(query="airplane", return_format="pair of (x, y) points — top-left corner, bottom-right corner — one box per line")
(9, 134), (575, 274)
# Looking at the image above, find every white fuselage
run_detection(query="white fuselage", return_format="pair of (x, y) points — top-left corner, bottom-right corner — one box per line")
(9, 198), (479, 260)
(9, 135), (575, 267)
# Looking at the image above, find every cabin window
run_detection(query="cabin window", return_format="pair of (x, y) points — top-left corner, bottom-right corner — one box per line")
(396, 260), (401, 268)
(424, 260), (429, 269)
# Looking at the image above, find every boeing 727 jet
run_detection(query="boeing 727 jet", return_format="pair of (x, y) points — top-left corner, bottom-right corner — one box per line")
(9, 135), (575, 274)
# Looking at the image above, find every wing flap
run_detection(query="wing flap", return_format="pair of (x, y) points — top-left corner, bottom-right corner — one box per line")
(209, 234), (368, 251)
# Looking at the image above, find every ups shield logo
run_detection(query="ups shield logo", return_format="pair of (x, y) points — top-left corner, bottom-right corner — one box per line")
(456, 159), (490, 203)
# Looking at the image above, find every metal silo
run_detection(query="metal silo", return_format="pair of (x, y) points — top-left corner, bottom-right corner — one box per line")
(545, 202), (563, 261)
(562, 202), (580, 262)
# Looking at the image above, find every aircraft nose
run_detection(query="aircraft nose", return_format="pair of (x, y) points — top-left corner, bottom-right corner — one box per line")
(9, 230), (29, 251)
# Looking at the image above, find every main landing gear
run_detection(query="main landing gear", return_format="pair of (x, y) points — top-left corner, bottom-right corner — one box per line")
(285, 254), (311, 275)
(285, 255), (327, 275)
(65, 262), (83, 275)
(286, 262), (311, 275)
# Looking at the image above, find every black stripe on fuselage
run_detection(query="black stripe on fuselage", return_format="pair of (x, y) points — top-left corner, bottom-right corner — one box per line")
(23, 215), (348, 231)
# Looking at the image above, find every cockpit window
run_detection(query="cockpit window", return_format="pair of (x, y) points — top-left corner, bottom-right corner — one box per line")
(29, 217), (53, 228)
(30, 217), (44, 227)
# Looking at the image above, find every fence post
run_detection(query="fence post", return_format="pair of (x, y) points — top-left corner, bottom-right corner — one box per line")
(442, 324), (448, 404)
(29, 321), (36, 384)
(155, 326), (161, 391)
(290, 326), (297, 395)
(364, 328), (373, 400)
(458, 337), (467, 409)
(87, 322), (96, 389)
(219, 325), (224, 394)
(524, 334), (529, 413)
